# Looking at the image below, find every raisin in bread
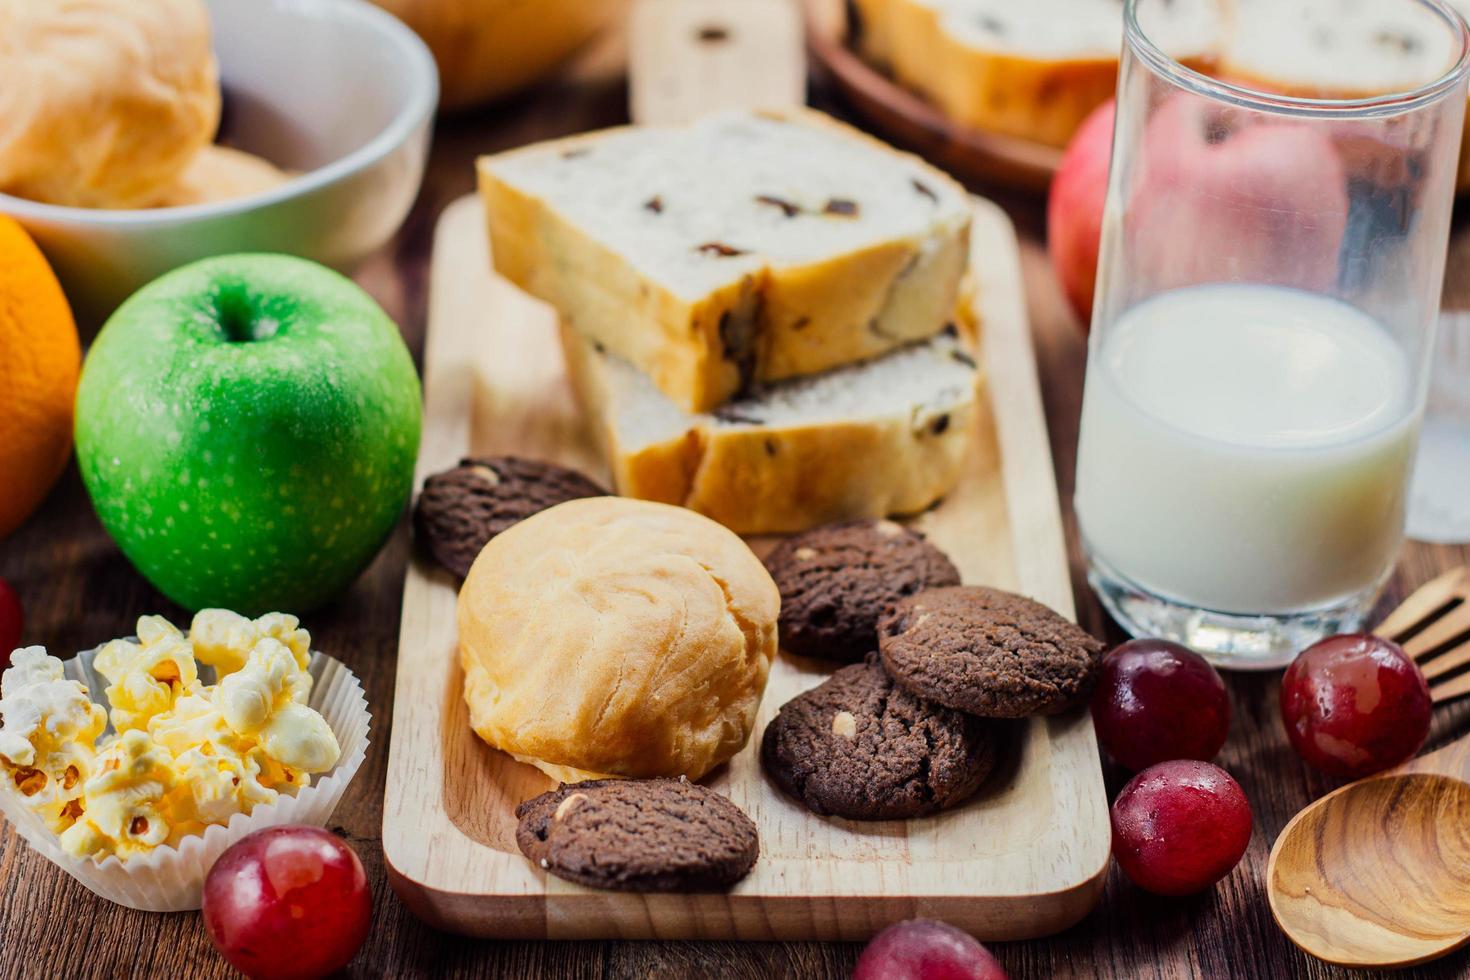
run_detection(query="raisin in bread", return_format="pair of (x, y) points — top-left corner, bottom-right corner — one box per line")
(858, 0), (1219, 148)
(561, 324), (979, 535)
(478, 108), (971, 414)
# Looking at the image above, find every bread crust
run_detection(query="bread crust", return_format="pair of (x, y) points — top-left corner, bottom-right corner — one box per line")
(478, 108), (971, 413)
(561, 322), (979, 535)
(457, 498), (779, 781)
(861, 0), (1216, 148)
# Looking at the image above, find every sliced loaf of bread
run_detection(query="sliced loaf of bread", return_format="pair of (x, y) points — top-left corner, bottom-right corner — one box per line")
(858, 0), (1219, 148)
(561, 323), (980, 535)
(1219, 0), (1459, 97)
(1216, 0), (1470, 190)
(479, 108), (972, 414)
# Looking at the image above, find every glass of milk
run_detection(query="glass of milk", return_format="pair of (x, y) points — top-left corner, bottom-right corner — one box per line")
(1076, 0), (1470, 669)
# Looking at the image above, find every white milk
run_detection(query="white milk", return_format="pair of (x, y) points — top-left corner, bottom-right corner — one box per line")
(1075, 284), (1418, 615)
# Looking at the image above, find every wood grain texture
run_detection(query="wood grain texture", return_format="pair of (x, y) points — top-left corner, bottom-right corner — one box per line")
(1267, 752), (1470, 969)
(1267, 582), (1470, 970)
(1372, 566), (1470, 700)
(381, 194), (1109, 942)
(2, 20), (1470, 980)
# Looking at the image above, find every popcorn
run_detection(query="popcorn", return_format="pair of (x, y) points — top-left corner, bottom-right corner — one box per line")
(0, 648), (107, 833)
(94, 616), (200, 732)
(164, 743), (283, 839)
(0, 612), (342, 862)
(190, 609), (310, 677)
(215, 639), (339, 773)
(59, 730), (175, 859)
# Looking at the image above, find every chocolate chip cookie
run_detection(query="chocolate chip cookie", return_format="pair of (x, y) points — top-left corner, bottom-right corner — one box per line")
(763, 519), (961, 661)
(515, 778), (759, 892)
(413, 456), (606, 577)
(761, 657), (996, 820)
(877, 586), (1104, 718)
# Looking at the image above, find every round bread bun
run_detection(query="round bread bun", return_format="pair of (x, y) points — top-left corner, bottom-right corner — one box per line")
(458, 497), (779, 782)
(147, 145), (295, 209)
(0, 0), (220, 209)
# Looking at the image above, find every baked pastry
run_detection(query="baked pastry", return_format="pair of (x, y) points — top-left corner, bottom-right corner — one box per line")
(560, 325), (979, 535)
(479, 108), (972, 413)
(457, 497), (779, 782)
(761, 657), (996, 820)
(0, 0), (220, 208)
(853, 0), (1218, 148)
(764, 519), (961, 661)
(414, 456), (607, 577)
(515, 778), (759, 892)
(146, 146), (295, 209)
(877, 586), (1104, 718)
(370, 0), (624, 110)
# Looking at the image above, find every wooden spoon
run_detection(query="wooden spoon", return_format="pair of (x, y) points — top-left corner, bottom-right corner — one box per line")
(1267, 567), (1470, 969)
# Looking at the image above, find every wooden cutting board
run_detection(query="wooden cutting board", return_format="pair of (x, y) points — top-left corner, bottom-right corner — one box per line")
(380, 192), (1111, 940)
(382, 0), (1108, 940)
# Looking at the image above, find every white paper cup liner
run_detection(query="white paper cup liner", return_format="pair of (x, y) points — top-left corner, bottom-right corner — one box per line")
(0, 645), (370, 912)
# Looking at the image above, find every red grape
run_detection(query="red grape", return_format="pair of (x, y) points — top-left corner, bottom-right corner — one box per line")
(203, 826), (371, 980)
(1091, 639), (1229, 770)
(1110, 760), (1252, 896)
(853, 919), (1008, 980)
(0, 577), (22, 668)
(1280, 634), (1431, 779)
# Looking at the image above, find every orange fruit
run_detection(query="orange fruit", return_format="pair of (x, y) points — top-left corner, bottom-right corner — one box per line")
(0, 215), (80, 538)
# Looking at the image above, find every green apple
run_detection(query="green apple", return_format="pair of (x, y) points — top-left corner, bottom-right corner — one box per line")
(75, 254), (422, 616)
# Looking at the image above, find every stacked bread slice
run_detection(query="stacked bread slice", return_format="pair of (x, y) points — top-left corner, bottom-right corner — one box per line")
(478, 109), (980, 533)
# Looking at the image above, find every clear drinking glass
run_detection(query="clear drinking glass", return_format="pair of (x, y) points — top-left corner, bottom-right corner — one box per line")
(1075, 0), (1470, 669)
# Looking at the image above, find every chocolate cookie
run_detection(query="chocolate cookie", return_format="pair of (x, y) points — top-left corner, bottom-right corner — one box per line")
(878, 585), (1104, 718)
(413, 456), (606, 576)
(763, 519), (961, 661)
(761, 657), (996, 820)
(515, 778), (759, 892)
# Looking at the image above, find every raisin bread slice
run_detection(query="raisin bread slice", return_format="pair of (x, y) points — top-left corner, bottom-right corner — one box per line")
(868, 0), (1220, 148)
(561, 324), (979, 535)
(1218, 0), (1459, 97)
(479, 108), (971, 414)
(1215, 0), (1470, 191)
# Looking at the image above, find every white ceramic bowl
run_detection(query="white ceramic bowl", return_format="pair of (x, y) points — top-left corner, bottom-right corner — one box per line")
(0, 0), (438, 327)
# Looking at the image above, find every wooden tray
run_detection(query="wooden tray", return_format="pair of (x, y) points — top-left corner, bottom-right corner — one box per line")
(381, 193), (1111, 940)
(803, 0), (1064, 192)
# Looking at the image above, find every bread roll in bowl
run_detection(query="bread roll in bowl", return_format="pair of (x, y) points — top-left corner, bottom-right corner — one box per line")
(457, 497), (779, 782)
(371, 0), (626, 110)
(0, 0), (220, 209)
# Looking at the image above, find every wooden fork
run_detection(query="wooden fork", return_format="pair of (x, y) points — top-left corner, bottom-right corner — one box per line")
(1374, 566), (1470, 704)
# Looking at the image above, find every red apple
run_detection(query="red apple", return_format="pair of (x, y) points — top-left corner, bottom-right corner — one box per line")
(1048, 100), (1116, 327)
(1127, 94), (1349, 296)
(1046, 94), (1350, 329)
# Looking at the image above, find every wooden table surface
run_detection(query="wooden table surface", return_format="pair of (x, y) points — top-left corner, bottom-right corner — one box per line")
(3, 49), (1469, 980)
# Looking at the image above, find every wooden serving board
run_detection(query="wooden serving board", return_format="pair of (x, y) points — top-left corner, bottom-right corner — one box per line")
(380, 193), (1111, 941)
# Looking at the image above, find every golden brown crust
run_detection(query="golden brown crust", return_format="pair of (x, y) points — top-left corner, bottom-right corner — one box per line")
(563, 322), (979, 536)
(457, 497), (779, 781)
(477, 108), (971, 413)
(867, 0), (1216, 148)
